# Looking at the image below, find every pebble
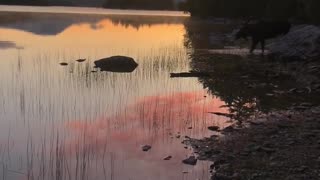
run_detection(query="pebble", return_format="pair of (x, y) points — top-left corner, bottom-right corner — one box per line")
(142, 145), (152, 152)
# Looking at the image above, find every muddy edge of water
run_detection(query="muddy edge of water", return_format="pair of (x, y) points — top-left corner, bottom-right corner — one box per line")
(184, 51), (320, 180)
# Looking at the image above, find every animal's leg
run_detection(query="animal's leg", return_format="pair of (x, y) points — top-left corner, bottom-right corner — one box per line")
(250, 39), (258, 54)
(261, 39), (265, 54)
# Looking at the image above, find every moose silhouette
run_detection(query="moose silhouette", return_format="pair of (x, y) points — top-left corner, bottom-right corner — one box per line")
(235, 20), (291, 54)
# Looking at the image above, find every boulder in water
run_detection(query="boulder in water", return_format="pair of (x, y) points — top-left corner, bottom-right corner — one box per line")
(94, 56), (138, 73)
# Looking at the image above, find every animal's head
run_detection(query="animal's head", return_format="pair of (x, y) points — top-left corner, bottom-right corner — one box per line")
(235, 26), (249, 41)
(235, 19), (252, 41)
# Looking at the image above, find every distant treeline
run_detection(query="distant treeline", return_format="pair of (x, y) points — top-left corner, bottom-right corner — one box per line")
(103, 0), (174, 10)
(179, 0), (320, 23)
(0, 0), (48, 5)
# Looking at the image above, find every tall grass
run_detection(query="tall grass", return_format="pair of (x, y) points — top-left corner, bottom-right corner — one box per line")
(0, 43), (227, 180)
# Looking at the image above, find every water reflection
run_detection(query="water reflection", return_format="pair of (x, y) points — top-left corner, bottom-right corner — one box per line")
(0, 12), (187, 35)
(64, 92), (229, 180)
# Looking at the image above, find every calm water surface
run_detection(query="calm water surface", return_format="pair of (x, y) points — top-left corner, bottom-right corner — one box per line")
(0, 7), (229, 180)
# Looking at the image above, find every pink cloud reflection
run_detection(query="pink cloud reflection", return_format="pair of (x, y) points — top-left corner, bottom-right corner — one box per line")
(66, 91), (229, 156)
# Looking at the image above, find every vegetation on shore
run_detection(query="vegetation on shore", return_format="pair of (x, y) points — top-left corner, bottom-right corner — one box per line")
(102, 0), (174, 10)
(180, 0), (320, 23)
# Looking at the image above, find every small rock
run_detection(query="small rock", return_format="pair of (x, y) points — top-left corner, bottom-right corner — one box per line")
(300, 102), (313, 107)
(269, 162), (279, 166)
(296, 166), (308, 173)
(260, 147), (276, 153)
(59, 62), (68, 66)
(188, 127), (193, 129)
(273, 90), (286, 94)
(288, 88), (297, 93)
(208, 126), (220, 131)
(163, 156), (172, 160)
(182, 156), (197, 165)
(288, 140), (296, 145)
(239, 152), (250, 156)
(142, 145), (152, 152)
(176, 135), (181, 138)
(76, 59), (86, 62)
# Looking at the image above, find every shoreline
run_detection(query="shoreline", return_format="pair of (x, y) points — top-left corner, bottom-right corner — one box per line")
(183, 50), (320, 179)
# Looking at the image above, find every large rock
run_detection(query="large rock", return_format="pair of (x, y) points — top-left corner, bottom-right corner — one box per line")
(268, 25), (320, 60)
(94, 56), (138, 73)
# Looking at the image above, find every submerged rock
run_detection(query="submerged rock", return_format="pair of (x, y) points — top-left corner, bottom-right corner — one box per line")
(142, 145), (152, 152)
(76, 58), (86, 62)
(163, 156), (172, 160)
(170, 71), (210, 78)
(94, 56), (138, 73)
(182, 156), (197, 165)
(268, 25), (320, 60)
(208, 126), (220, 131)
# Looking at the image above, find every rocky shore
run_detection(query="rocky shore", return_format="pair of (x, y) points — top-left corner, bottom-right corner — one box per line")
(184, 106), (320, 180)
(183, 24), (320, 180)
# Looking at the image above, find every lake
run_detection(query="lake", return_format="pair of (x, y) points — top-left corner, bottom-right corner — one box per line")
(0, 6), (230, 180)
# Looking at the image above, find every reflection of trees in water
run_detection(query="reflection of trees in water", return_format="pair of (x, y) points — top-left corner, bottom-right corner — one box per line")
(187, 51), (299, 122)
(0, 12), (187, 35)
(108, 15), (187, 29)
(183, 20), (238, 50)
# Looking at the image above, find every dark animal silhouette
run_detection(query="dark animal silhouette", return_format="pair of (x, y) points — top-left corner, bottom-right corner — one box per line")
(235, 20), (291, 54)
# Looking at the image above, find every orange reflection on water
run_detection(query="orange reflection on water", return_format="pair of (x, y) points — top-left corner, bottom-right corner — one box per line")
(0, 18), (186, 51)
